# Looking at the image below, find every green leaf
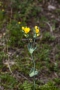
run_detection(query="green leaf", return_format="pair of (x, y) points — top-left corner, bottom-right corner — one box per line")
(29, 48), (34, 54)
(27, 43), (37, 54)
(33, 34), (37, 38)
(29, 68), (38, 77)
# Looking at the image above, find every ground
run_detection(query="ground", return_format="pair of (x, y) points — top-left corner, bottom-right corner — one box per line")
(0, 0), (60, 90)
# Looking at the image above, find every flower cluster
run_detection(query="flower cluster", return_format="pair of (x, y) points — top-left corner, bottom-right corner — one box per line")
(22, 26), (40, 38)
(22, 26), (30, 34)
(34, 26), (40, 37)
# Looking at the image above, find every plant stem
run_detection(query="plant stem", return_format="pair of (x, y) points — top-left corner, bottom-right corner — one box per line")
(31, 53), (35, 90)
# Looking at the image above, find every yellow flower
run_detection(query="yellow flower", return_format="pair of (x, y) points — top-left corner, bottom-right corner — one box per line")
(35, 29), (39, 34)
(22, 27), (25, 30)
(24, 27), (30, 34)
(35, 26), (38, 29)
(37, 33), (40, 36)
(18, 22), (21, 24)
(35, 26), (40, 35)
(22, 26), (30, 34)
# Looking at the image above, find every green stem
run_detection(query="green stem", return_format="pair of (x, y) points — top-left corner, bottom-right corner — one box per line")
(31, 54), (35, 90)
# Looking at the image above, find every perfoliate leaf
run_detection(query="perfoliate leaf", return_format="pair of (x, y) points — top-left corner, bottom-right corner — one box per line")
(29, 48), (34, 54)
(29, 68), (38, 77)
(27, 43), (37, 54)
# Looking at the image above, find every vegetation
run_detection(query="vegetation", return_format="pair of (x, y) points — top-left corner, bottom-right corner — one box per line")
(0, 0), (60, 90)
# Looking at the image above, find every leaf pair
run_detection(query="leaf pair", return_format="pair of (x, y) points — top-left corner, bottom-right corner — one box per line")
(29, 68), (38, 77)
(27, 43), (37, 54)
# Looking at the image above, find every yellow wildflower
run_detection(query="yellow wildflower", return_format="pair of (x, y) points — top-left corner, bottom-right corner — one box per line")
(37, 33), (40, 36)
(22, 26), (30, 34)
(22, 27), (25, 30)
(35, 26), (38, 29)
(24, 27), (30, 34)
(18, 21), (21, 24)
(35, 29), (39, 34)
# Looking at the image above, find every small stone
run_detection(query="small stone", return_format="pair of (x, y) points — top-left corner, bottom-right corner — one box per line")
(48, 5), (56, 10)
